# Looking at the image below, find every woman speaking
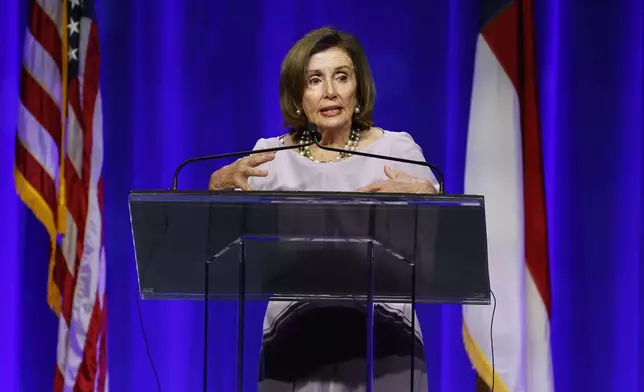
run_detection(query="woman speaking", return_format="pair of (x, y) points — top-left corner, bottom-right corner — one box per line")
(209, 26), (438, 392)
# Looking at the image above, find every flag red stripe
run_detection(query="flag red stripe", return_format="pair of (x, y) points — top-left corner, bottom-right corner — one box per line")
(64, 158), (87, 264)
(54, 245), (74, 325)
(53, 366), (64, 392)
(97, 295), (107, 392)
(64, 159), (87, 238)
(81, 25), (101, 145)
(517, 0), (551, 313)
(20, 67), (62, 144)
(28, 1), (62, 70)
(74, 292), (102, 390)
(480, 0), (551, 313)
(66, 80), (93, 212)
(15, 138), (58, 214)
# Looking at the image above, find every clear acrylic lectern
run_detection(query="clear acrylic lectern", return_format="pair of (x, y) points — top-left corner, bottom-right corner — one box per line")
(129, 190), (490, 391)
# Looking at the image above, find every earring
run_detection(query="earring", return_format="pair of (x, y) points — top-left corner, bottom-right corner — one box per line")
(354, 106), (361, 114)
(296, 109), (302, 115)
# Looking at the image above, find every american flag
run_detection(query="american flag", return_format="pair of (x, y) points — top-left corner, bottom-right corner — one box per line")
(14, 0), (108, 390)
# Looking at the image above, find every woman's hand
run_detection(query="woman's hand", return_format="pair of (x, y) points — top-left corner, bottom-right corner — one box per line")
(357, 166), (438, 194)
(208, 152), (275, 191)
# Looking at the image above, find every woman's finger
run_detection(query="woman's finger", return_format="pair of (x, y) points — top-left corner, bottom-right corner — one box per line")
(247, 152), (276, 167)
(424, 182), (438, 194)
(357, 183), (380, 192)
(235, 178), (252, 191)
(378, 181), (419, 193)
(209, 169), (233, 190)
(375, 184), (398, 193)
(384, 165), (398, 179)
(244, 168), (269, 177)
(208, 172), (218, 190)
(357, 180), (389, 192)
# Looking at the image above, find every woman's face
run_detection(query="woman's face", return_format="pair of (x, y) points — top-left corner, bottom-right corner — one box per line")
(301, 46), (358, 132)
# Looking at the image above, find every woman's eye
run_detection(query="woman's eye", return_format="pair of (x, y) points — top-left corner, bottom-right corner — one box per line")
(336, 74), (347, 82)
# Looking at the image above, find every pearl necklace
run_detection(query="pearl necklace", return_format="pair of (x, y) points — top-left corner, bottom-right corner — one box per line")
(298, 129), (360, 163)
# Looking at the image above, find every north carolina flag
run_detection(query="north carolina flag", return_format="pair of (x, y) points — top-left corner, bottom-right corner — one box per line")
(462, 0), (554, 391)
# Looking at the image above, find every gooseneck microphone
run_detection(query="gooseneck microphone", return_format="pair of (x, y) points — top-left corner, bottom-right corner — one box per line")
(171, 138), (316, 190)
(306, 123), (445, 194)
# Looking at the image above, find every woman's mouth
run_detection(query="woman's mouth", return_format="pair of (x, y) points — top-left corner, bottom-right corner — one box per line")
(319, 106), (343, 117)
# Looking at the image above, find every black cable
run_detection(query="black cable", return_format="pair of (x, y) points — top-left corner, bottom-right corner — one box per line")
(203, 262), (209, 392)
(133, 204), (169, 391)
(490, 289), (497, 392)
(203, 201), (216, 391)
(135, 290), (161, 391)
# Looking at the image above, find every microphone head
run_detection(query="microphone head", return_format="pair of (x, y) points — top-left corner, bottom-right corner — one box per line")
(307, 122), (322, 142)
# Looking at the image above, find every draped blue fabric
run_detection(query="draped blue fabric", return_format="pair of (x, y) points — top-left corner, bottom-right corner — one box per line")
(536, 1), (644, 391)
(0, 0), (642, 391)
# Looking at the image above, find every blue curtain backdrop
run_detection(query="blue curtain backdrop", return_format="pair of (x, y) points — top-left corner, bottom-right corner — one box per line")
(1, 0), (643, 391)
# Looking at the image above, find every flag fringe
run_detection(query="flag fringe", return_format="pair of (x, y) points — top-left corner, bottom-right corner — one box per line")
(463, 321), (510, 392)
(14, 167), (62, 316)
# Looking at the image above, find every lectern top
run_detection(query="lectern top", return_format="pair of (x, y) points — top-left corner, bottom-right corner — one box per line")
(129, 189), (485, 207)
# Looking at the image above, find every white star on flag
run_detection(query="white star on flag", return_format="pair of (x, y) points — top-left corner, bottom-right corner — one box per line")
(68, 47), (78, 61)
(68, 19), (79, 36)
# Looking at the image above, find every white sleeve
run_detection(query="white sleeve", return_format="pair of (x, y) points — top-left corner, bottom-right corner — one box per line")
(388, 132), (440, 192)
(252, 138), (267, 151)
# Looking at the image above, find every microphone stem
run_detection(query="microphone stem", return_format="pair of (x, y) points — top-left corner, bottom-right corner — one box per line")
(171, 141), (315, 190)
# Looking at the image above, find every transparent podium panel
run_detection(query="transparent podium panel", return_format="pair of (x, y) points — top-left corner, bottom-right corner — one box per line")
(128, 190), (491, 391)
(129, 191), (490, 304)
(208, 236), (415, 302)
